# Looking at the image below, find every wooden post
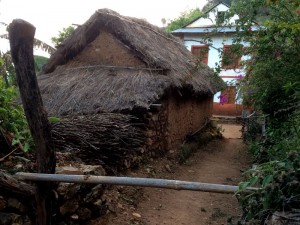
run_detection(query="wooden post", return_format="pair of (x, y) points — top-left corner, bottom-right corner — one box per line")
(8, 19), (55, 225)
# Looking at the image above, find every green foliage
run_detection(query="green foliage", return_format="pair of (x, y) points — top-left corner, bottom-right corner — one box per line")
(221, 44), (243, 68)
(0, 76), (32, 152)
(51, 26), (75, 48)
(48, 116), (60, 123)
(236, 152), (300, 223)
(231, 0), (300, 128)
(163, 9), (203, 32)
(0, 54), (32, 152)
(209, 208), (227, 220)
(253, 111), (300, 163)
(0, 51), (15, 86)
(33, 38), (56, 55)
(34, 55), (48, 72)
(241, 116), (264, 143)
(178, 144), (193, 164)
(227, 0), (300, 223)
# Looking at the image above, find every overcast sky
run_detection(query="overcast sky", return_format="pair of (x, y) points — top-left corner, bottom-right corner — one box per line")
(0, 0), (207, 46)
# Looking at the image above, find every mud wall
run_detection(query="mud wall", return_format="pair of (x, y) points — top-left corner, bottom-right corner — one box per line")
(166, 94), (213, 151)
(68, 31), (145, 67)
(143, 93), (213, 154)
(144, 102), (168, 156)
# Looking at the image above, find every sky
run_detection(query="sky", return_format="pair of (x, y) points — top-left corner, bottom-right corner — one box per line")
(0, 0), (207, 48)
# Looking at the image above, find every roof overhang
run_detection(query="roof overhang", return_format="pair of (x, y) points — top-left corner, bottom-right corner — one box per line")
(172, 25), (260, 34)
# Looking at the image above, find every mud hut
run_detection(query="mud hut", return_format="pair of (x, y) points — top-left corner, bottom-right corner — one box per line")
(38, 9), (223, 162)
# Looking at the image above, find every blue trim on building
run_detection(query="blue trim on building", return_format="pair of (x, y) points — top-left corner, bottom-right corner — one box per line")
(172, 26), (259, 34)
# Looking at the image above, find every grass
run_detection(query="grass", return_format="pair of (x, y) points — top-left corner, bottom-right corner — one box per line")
(209, 208), (227, 220)
(178, 143), (197, 164)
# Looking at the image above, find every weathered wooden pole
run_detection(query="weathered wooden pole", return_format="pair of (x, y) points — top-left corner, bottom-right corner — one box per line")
(8, 19), (55, 225)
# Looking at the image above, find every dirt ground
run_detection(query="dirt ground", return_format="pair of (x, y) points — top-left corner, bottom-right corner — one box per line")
(93, 123), (249, 225)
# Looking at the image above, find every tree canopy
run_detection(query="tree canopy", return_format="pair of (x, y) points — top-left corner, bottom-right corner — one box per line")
(51, 25), (75, 48)
(162, 8), (203, 32)
(34, 55), (48, 72)
(162, 1), (234, 33)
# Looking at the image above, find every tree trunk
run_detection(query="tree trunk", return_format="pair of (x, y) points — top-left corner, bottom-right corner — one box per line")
(8, 19), (56, 225)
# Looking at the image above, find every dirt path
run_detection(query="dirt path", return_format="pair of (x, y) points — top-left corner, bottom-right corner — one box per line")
(95, 123), (249, 225)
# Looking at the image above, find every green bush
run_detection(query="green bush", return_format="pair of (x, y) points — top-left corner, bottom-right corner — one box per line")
(237, 152), (300, 224)
(0, 76), (32, 152)
(229, 0), (300, 223)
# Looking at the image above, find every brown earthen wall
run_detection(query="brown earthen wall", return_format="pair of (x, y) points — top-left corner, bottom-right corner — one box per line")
(67, 31), (145, 67)
(166, 94), (213, 151)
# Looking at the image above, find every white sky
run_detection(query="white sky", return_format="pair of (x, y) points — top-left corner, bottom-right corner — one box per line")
(0, 0), (207, 47)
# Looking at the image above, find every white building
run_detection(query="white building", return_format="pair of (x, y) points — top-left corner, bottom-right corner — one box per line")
(172, 2), (257, 116)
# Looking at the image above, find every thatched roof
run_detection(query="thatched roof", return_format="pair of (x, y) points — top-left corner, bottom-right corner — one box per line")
(39, 9), (224, 116)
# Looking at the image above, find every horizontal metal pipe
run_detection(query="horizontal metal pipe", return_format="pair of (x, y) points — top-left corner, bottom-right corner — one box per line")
(16, 172), (258, 194)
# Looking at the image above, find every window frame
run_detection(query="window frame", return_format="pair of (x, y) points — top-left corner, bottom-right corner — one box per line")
(191, 45), (209, 65)
(220, 85), (237, 104)
(222, 45), (242, 69)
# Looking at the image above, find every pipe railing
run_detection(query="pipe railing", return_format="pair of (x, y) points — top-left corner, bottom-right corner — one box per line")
(16, 172), (258, 194)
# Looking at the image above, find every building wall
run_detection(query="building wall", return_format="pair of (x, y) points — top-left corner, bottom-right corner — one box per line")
(213, 103), (243, 117)
(145, 102), (169, 156)
(183, 33), (248, 116)
(174, 3), (254, 117)
(144, 93), (213, 154)
(166, 94), (213, 151)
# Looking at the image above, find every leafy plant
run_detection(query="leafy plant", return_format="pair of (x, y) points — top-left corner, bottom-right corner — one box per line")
(0, 51), (15, 87)
(178, 144), (193, 164)
(34, 55), (49, 72)
(0, 44), (32, 152)
(228, 0), (300, 223)
(236, 152), (300, 224)
(51, 25), (75, 48)
(163, 9), (203, 33)
(0, 63), (32, 152)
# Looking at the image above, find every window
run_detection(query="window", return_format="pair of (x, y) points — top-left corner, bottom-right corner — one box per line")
(216, 11), (225, 24)
(220, 86), (236, 104)
(222, 45), (242, 69)
(191, 45), (209, 65)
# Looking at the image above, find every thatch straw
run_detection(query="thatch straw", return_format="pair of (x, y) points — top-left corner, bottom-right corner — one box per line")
(51, 113), (145, 169)
(39, 9), (224, 115)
